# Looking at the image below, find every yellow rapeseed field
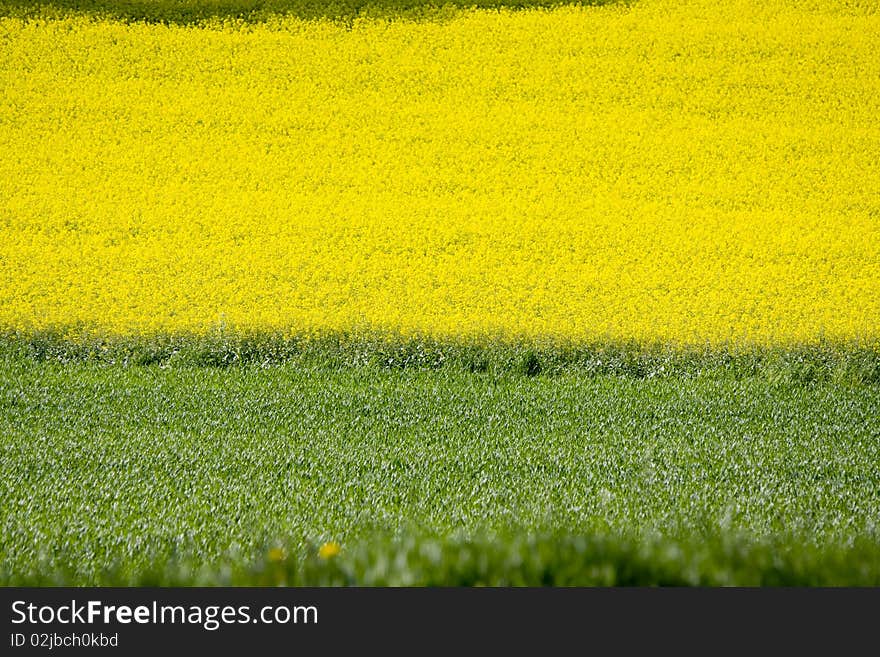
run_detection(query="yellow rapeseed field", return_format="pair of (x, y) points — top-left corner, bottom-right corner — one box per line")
(1, 0), (878, 345)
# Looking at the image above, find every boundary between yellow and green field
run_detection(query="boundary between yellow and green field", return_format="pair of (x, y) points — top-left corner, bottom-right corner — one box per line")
(2, 327), (879, 383)
(0, 0), (630, 25)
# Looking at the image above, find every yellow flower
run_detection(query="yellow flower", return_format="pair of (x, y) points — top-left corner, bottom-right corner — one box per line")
(318, 542), (341, 560)
(267, 547), (286, 563)
(1, 1), (878, 346)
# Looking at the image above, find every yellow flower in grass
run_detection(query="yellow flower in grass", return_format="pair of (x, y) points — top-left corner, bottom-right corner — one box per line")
(267, 547), (286, 563)
(318, 542), (341, 560)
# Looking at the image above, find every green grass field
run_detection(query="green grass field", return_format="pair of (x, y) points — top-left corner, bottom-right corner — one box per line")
(2, 344), (879, 585)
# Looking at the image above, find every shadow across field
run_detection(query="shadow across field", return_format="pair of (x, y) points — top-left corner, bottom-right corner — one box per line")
(3, 327), (879, 384)
(0, 0), (625, 24)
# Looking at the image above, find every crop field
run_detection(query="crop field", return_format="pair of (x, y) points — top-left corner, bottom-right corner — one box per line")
(2, 0), (880, 343)
(1, 0), (879, 585)
(3, 361), (880, 585)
